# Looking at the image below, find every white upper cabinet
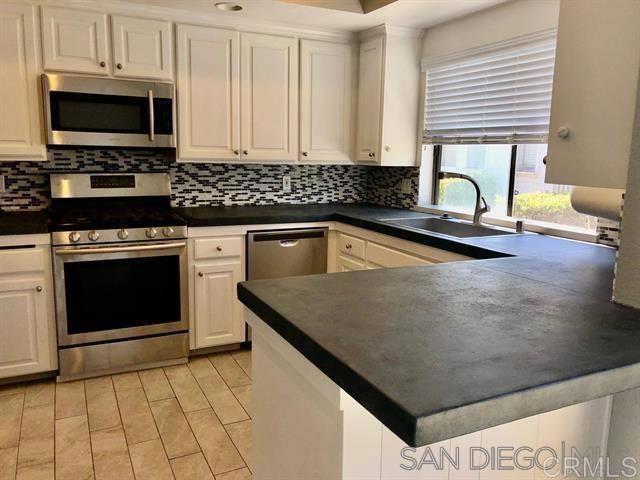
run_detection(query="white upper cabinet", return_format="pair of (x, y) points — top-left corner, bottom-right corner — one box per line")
(299, 40), (355, 163)
(545, 0), (640, 189)
(176, 25), (240, 161)
(356, 36), (384, 163)
(41, 8), (173, 80)
(355, 28), (421, 167)
(0, 3), (45, 160)
(111, 15), (173, 80)
(240, 32), (298, 162)
(41, 7), (110, 75)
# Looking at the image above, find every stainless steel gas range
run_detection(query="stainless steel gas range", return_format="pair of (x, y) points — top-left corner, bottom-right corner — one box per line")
(49, 173), (188, 381)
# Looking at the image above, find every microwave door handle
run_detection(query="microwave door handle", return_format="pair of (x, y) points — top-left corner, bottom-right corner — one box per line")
(148, 89), (155, 142)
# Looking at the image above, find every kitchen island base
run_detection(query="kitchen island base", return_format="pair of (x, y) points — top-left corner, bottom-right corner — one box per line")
(246, 310), (613, 480)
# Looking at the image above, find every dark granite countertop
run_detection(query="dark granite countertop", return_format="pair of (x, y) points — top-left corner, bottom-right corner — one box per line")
(213, 203), (635, 448)
(0, 211), (50, 236)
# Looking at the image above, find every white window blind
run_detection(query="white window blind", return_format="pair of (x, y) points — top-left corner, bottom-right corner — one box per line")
(423, 31), (557, 145)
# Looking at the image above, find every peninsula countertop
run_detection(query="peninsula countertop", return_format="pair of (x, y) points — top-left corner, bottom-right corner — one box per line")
(233, 204), (640, 448)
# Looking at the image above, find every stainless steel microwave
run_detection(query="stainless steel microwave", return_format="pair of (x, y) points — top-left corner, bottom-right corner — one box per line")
(42, 74), (175, 148)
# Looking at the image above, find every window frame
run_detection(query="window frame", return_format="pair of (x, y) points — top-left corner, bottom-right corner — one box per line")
(426, 144), (599, 243)
(431, 144), (518, 216)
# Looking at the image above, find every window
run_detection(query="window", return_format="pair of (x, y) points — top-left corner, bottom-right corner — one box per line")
(432, 144), (597, 231)
(421, 29), (596, 233)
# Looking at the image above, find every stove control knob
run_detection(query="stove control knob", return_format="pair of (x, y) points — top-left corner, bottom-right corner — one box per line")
(163, 227), (175, 237)
(146, 227), (158, 239)
(117, 229), (129, 240)
(69, 231), (81, 243)
(88, 230), (100, 242)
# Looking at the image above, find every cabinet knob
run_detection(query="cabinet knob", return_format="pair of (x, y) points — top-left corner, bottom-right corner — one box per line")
(301, 151), (308, 157)
(36, 286), (42, 292)
(243, 150), (248, 155)
(556, 126), (570, 139)
(99, 61), (106, 67)
(368, 152), (376, 158)
(198, 272), (204, 277)
(346, 243), (352, 249)
(116, 63), (123, 70)
(233, 150), (239, 155)
(216, 246), (222, 252)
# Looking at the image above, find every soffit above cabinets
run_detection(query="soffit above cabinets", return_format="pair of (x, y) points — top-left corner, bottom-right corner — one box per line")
(120, 0), (507, 32)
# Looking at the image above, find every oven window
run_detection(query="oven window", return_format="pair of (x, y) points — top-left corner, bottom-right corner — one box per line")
(50, 91), (149, 134)
(64, 256), (181, 335)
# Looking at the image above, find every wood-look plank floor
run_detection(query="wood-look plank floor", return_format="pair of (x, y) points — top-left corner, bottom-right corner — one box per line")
(0, 349), (253, 480)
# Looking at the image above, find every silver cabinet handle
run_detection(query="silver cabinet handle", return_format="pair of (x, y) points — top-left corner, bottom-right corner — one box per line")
(56, 242), (186, 255)
(198, 272), (204, 277)
(116, 63), (123, 70)
(36, 286), (42, 292)
(148, 90), (155, 142)
(99, 61), (106, 67)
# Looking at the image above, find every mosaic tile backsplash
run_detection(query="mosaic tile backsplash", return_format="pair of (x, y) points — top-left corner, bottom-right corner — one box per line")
(0, 149), (419, 211)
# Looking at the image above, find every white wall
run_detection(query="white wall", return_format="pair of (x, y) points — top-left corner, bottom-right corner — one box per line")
(421, 0), (560, 63)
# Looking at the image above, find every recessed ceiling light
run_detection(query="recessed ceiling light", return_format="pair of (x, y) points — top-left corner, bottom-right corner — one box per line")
(214, 2), (244, 11)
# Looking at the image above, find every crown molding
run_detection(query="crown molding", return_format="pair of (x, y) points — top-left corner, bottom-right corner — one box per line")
(358, 23), (423, 41)
(31, 0), (358, 43)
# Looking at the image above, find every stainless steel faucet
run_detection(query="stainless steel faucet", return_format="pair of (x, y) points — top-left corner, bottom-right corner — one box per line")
(438, 171), (490, 225)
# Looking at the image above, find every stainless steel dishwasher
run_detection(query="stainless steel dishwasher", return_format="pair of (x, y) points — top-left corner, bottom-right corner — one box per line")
(246, 228), (328, 341)
(247, 228), (328, 281)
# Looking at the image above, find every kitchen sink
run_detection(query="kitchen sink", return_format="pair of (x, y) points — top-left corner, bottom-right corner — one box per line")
(382, 217), (518, 238)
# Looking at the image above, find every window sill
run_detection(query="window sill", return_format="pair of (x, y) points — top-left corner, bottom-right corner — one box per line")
(413, 205), (599, 244)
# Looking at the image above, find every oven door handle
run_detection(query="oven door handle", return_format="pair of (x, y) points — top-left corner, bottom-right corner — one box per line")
(56, 242), (186, 255)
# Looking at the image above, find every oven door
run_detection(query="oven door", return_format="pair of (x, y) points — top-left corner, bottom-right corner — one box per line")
(53, 241), (188, 347)
(43, 74), (174, 148)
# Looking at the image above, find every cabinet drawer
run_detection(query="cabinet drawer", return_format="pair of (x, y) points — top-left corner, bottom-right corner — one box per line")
(0, 248), (45, 275)
(338, 233), (365, 260)
(366, 242), (432, 269)
(194, 237), (243, 260)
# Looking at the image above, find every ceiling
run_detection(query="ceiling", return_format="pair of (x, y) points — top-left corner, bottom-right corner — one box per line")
(122, 0), (508, 32)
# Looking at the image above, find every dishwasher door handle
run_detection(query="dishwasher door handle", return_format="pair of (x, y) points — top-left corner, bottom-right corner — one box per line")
(279, 240), (300, 248)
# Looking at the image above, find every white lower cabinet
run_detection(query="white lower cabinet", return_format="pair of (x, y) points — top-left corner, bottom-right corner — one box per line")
(337, 254), (365, 272)
(333, 227), (471, 273)
(191, 235), (246, 349)
(0, 243), (56, 379)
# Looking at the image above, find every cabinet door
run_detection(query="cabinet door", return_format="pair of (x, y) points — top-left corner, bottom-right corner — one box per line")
(0, 278), (53, 378)
(545, 0), (640, 189)
(194, 260), (245, 348)
(337, 255), (365, 272)
(355, 36), (384, 163)
(366, 242), (432, 269)
(176, 25), (240, 161)
(0, 4), (45, 160)
(41, 7), (109, 75)
(240, 33), (298, 162)
(300, 40), (354, 163)
(111, 15), (173, 80)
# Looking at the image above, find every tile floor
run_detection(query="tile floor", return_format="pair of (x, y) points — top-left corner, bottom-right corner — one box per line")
(0, 350), (253, 480)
